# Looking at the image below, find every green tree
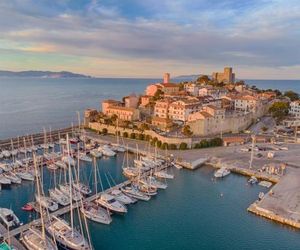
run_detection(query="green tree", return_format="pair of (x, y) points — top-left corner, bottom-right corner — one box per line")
(196, 75), (210, 84)
(284, 90), (299, 101)
(161, 143), (169, 150)
(179, 142), (188, 150)
(140, 123), (150, 131)
(269, 102), (289, 121)
(152, 89), (164, 101)
(156, 140), (162, 148)
(145, 134), (151, 141)
(182, 125), (193, 137)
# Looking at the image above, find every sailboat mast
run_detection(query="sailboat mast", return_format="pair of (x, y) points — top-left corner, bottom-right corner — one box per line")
(66, 135), (74, 237)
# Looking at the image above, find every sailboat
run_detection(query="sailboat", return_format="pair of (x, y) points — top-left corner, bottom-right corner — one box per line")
(121, 184), (150, 201)
(122, 146), (139, 178)
(80, 158), (112, 225)
(49, 187), (70, 206)
(95, 193), (127, 213)
(46, 135), (92, 250)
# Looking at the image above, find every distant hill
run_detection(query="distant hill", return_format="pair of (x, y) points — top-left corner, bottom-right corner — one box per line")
(174, 74), (202, 81)
(0, 70), (92, 78)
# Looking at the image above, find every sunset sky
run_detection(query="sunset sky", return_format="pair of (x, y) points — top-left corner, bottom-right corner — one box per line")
(0, 0), (299, 79)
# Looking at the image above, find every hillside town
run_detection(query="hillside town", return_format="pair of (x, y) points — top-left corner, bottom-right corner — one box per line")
(84, 67), (295, 149)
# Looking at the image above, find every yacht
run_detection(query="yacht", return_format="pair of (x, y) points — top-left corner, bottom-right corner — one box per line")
(136, 181), (157, 196)
(0, 175), (11, 186)
(59, 184), (82, 202)
(73, 182), (92, 196)
(0, 163), (12, 172)
(2, 150), (11, 158)
(49, 188), (70, 206)
(80, 202), (112, 225)
(110, 189), (136, 204)
(46, 216), (91, 250)
(123, 167), (139, 178)
(248, 176), (258, 184)
(79, 153), (92, 162)
(35, 195), (59, 212)
(21, 227), (58, 250)
(98, 145), (116, 157)
(54, 160), (66, 169)
(121, 185), (150, 201)
(47, 163), (59, 170)
(0, 208), (21, 228)
(147, 176), (167, 189)
(154, 171), (174, 179)
(3, 172), (21, 184)
(214, 167), (231, 178)
(90, 149), (102, 158)
(95, 194), (127, 213)
(111, 145), (126, 153)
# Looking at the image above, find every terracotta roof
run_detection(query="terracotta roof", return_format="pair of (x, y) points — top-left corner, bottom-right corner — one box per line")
(103, 99), (120, 104)
(107, 106), (136, 112)
(160, 83), (179, 88)
(223, 137), (245, 143)
(152, 116), (172, 123)
(200, 111), (213, 118)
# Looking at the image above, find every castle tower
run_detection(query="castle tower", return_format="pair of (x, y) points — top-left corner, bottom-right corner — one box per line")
(224, 67), (233, 83)
(163, 73), (170, 83)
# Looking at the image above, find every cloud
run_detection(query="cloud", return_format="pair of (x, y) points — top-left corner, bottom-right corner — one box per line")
(0, 0), (299, 78)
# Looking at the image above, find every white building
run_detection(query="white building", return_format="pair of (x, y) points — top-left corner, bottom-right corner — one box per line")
(184, 83), (200, 96)
(290, 101), (300, 118)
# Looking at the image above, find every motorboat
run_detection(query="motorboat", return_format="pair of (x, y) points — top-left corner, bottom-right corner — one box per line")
(0, 163), (12, 172)
(59, 184), (82, 202)
(16, 171), (34, 181)
(80, 202), (112, 225)
(49, 188), (70, 206)
(95, 194), (127, 213)
(3, 172), (22, 184)
(69, 137), (79, 144)
(11, 149), (18, 157)
(73, 182), (92, 196)
(90, 149), (102, 158)
(46, 216), (91, 250)
(111, 145), (126, 153)
(248, 176), (258, 184)
(121, 185), (150, 201)
(35, 195), (58, 212)
(110, 189), (136, 204)
(79, 153), (92, 162)
(214, 167), (231, 178)
(0, 208), (21, 228)
(21, 227), (58, 250)
(21, 203), (34, 212)
(258, 192), (265, 200)
(98, 145), (116, 157)
(147, 176), (167, 189)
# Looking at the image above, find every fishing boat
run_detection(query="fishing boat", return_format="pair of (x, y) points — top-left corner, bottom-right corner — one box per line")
(49, 188), (70, 206)
(214, 167), (231, 178)
(46, 216), (91, 250)
(35, 195), (58, 212)
(0, 208), (21, 228)
(121, 185), (150, 201)
(110, 189), (136, 204)
(21, 227), (58, 250)
(80, 202), (112, 225)
(95, 194), (127, 213)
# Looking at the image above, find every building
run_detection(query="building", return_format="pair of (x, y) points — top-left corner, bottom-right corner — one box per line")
(145, 73), (179, 96)
(233, 95), (260, 112)
(290, 101), (300, 118)
(184, 82), (200, 96)
(146, 84), (162, 96)
(199, 86), (228, 99)
(124, 93), (139, 108)
(102, 99), (122, 113)
(154, 99), (172, 119)
(151, 117), (173, 132)
(140, 95), (151, 107)
(168, 98), (202, 122)
(212, 67), (235, 83)
(84, 108), (98, 126)
(163, 72), (170, 83)
(106, 106), (140, 121)
(159, 82), (180, 96)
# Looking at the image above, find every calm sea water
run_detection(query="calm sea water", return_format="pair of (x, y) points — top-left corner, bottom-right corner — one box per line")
(1, 78), (300, 249)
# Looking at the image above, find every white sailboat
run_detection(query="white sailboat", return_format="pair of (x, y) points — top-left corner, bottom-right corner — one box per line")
(35, 195), (58, 212)
(98, 145), (116, 157)
(110, 189), (136, 204)
(49, 187), (70, 206)
(0, 208), (21, 228)
(121, 185), (150, 201)
(95, 193), (127, 213)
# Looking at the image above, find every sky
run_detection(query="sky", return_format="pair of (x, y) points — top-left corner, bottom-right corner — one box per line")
(0, 0), (299, 79)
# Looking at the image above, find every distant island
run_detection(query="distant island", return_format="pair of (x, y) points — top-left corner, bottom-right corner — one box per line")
(174, 74), (202, 80)
(0, 70), (92, 78)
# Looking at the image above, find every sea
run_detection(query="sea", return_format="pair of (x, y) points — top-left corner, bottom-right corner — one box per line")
(0, 78), (300, 249)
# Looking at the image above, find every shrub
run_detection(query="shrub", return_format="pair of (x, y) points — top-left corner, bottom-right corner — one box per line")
(200, 139), (209, 148)
(102, 128), (108, 134)
(179, 142), (188, 150)
(156, 140), (162, 148)
(145, 135), (151, 141)
(130, 133), (136, 139)
(194, 143), (201, 149)
(123, 132), (128, 138)
(161, 143), (168, 150)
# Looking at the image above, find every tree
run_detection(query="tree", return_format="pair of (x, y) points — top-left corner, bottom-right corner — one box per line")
(156, 140), (162, 148)
(161, 143), (168, 150)
(269, 102), (289, 121)
(209, 138), (223, 147)
(130, 133), (136, 139)
(140, 123), (150, 131)
(179, 142), (188, 150)
(182, 125), (193, 137)
(261, 126), (268, 132)
(284, 90), (299, 101)
(123, 132), (128, 138)
(152, 89), (164, 101)
(138, 133), (145, 140)
(196, 75), (210, 84)
(200, 139), (209, 148)
(102, 128), (108, 134)
(145, 134), (151, 141)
